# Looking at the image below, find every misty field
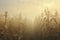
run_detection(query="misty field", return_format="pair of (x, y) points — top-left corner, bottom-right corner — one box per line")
(0, 8), (60, 40)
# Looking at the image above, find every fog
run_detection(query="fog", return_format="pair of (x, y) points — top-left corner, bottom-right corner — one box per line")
(0, 0), (60, 40)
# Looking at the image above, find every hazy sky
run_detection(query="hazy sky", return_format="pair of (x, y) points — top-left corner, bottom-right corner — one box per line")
(0, 0), (60, 19)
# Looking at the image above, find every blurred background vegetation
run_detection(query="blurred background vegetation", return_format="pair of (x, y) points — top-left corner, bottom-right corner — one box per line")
(0, 8), (60, 40)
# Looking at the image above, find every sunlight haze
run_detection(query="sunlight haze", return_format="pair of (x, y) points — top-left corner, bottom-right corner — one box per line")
(0, 0), (60, 20)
